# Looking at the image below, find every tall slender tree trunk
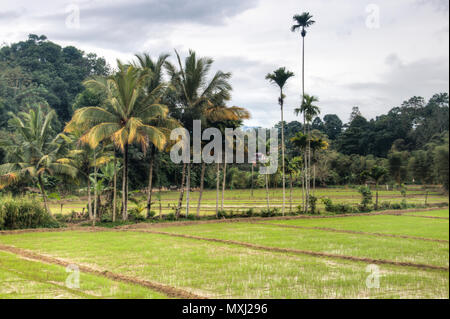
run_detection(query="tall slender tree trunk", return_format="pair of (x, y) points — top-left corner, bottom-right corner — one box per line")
(375, 182), (379, 210)
(112, 154), (117, 223)
(159, 185), (162, 219)
(313, 163), (316, 196)
(87, 177), (92, 220)
(216, 163), (220, 217)
(221, 162), (227, 210)
(301, 170), (305, 212)
(122, 144), (129, 220)
(196, 162), (206, 217)
(146, 147), (154, 218)
(280, 94), (286, 216)
(176, 163), (186, 218)
(301, 33), (309, 214)
(186, 162), (191, 218)
(93, 149), (97, 227)
(38, 175), (51, 215)
(265, 173), (270, 209)
(251, 164), (254, 197)
(289, 173), (293, 213)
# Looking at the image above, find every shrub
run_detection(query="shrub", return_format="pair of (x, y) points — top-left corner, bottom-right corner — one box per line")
(321, 197), (359, 214)
(244, 208), (255, 217)
(217, 210), (228, 219)
(309, 195), (318, 214)
(128, 209), (146, 222)
(147, 211), (156, 219)
(0, 196), (60, 230)
(164, 213), (176, 221)
(260, 208), (280, 218)
(358, 186), (373, 212)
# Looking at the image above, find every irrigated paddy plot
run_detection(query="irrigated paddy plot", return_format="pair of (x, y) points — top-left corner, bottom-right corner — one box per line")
(0, 208), (448, 299)
(48, 187), (450, 216)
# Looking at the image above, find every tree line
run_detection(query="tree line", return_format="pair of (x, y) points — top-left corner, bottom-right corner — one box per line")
(0, 19), (448, 223)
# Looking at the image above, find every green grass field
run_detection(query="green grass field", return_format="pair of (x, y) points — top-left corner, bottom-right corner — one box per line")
(49, 186), (449, 216)
(0, 203), (448, 298)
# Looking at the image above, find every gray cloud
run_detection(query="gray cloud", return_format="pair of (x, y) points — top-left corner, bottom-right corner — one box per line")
(39, 0), (258, 52)
(0, 0), (448, 127)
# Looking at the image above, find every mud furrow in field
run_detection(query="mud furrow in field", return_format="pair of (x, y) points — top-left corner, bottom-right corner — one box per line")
(250, 222), (449, 243)
(124, 229), (449, 272)
(396, 215), (449, 220)
(0, 244), (205, 299)
(120, 207), (447, 230)
(0, 208), (446, 236)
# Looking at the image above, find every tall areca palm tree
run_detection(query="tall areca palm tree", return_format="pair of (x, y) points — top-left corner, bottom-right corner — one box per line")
(292, 12), (315, 212)
(167, 50), (249, 218)
(65, 62), (169, 220)
(295, 94), (320, 212)
(266, 67), (295, 216)
(0, 105), (77, 214)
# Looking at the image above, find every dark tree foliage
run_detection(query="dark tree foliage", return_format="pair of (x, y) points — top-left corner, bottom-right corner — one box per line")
(0, 34), (110, 122)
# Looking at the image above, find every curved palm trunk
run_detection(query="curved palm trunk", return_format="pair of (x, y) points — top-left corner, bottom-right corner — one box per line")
(221, 162), (227, 211)
(176, 163), (186, 219)
(196, 162), (206, 217)
(38, 175), (51, 215)
(146, 148), (154, 218)
(112, 154), (117, 223)
(122, 144), (129, 220)
(280, 92), (286, 216)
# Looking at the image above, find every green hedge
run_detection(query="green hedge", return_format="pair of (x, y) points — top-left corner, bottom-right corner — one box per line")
(0, 196), (60, 230)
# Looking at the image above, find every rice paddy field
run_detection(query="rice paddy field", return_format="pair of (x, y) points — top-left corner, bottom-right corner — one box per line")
(0, 186), (448, 299)
(48, 186), (449, 216)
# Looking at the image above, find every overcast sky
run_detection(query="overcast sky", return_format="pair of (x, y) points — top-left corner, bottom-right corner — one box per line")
(1, 0), (448, 127)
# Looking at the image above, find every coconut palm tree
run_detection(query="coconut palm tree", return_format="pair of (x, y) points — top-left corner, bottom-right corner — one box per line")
(266, 67), (295, 216)
(292, 12), (315, 212)
(167, 50), (249, 218)
(65, 62), (169, 220)
(0, 105), (77, 214)
(134, 53), (180, 217)
(58, 130), (113, 222)
(295, 94), (320, 212)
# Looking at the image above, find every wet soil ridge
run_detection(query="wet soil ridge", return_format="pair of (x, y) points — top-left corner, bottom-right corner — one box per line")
(0, 244), (206, 299)
(250, 222), (449, 243)
(127, 229), (449, 272)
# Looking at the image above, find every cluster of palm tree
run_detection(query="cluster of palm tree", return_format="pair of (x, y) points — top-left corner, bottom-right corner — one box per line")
(265, 12), (319, 213)
(1, 12), (320, 218)
(0, 50), (250, 221)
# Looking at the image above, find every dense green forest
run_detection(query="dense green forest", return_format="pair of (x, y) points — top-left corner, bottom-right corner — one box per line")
(0, 35), (448, 203)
